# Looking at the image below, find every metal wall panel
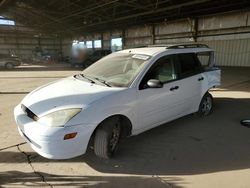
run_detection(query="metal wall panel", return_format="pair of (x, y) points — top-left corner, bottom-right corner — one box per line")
(103, 40), (111, 49)
(155, 20), (193, 35)
(202, 39), (250, 67)
(198, 11), (249, 31)
(61, 38), (72, 57)
(0, 33), (62, 58)
(111, 30), (122, 38)
(70, 11), (250, 67)
(103, 32), (110, 40)
(126, 26), (151, 38)
(155, 34), (193, 44)
(125, 37), (152, 48)
(154, 19), (194, 45)
(93, 33), (101, 39)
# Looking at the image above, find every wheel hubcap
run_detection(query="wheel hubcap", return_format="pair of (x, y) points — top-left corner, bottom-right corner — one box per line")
(6, 63), (13, 69)
(201, 97), (212, 115)
(109, 123), (121, 152)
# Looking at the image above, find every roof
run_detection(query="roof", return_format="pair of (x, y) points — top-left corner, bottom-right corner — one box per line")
(1, 0), (250, 35)
(121, 47), (167, 56)
(119, 44), (214, 56)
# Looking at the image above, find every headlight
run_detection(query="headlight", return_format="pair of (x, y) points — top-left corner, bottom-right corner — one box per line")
(38, 108), (81, 127)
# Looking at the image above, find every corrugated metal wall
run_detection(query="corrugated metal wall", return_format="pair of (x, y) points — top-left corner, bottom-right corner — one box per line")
(155, 19), (194, 44)
(203, 39), (250, 67)
(197, 11), (250, 67)
(62, 38), (73, 57)
(125, 26), (152, 48)
(0, 26), (62, 58)
(70, 10), (250, 67)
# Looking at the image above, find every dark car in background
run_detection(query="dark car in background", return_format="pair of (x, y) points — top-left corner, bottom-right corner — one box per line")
(72, 49), (112, 68)
(0, 54), (22, 69)
(86, 49), (112, 63)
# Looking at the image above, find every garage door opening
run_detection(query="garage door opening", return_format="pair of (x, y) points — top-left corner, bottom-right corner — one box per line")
(94, 40), (102, 49)
(0, 16), (15, 26)
(111, 38), (122, 52)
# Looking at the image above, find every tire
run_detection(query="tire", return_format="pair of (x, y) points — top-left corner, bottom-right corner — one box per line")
(197, 92), (213, 116)
(5, 62), (14, 69)
(94, 117), (121, 159)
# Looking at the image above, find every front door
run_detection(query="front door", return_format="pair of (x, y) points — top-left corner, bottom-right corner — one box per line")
(136, 55), (183, 131)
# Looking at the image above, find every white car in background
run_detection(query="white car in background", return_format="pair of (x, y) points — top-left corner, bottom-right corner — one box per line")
(14, 44), (221, 159)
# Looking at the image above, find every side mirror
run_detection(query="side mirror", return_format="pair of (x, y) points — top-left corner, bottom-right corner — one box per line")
(147, 79), (163, 88)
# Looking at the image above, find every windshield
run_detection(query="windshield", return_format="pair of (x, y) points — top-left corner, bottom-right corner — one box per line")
(81, 52), (151, 87)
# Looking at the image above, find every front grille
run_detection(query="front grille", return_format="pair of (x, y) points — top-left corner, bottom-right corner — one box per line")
(21, 104), (38, 121)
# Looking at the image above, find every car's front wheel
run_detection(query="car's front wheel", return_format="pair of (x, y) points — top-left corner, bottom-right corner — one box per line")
(5, 62), (14, 69)
(94, 117), (121, 159)
(197, 92), (213, 116)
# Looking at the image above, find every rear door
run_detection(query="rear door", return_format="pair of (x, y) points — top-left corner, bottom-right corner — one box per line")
(175, 53), (204, 113)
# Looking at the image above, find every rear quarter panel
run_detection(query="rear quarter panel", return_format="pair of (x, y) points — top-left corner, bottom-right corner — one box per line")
(202, 68), (221, 96)
(204, 68), (221, 88)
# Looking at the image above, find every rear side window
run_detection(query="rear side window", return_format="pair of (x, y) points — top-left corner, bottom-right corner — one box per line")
(197, 52), (210, 67)
(177, 53), (201, 77)
(196, 51), (215, 70)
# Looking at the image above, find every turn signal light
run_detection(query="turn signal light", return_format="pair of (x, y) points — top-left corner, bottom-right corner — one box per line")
(64, 132), (77, 140)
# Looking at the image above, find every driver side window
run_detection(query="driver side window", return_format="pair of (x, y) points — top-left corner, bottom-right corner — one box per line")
(139, 55), (177, 89)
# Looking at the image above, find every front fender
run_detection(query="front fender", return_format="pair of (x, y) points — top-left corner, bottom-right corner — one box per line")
(68, 88), (137, 132)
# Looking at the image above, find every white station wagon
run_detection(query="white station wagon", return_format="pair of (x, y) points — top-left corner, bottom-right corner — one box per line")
(14, 44), (221, 159)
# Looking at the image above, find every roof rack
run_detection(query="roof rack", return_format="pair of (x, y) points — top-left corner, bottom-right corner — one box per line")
(147, 43), (209, 49)
(147, 44), (172, 48)
(167, 44), (209, 49)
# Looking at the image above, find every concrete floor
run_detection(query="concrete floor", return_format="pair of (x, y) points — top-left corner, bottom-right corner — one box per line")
(0, 65), (250, 188)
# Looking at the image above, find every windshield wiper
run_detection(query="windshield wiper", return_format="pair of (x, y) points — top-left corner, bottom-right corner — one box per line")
(76, 74), (111, 87)
(92, 77), (111, 87)
(78, 74), (95, 84)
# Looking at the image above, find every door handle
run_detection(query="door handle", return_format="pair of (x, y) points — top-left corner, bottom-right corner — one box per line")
(198, 77), (204, 81)
(170, 86), (179, 91)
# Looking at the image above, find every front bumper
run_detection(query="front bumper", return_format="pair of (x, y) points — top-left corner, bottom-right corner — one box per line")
(14, 104), (96, 159)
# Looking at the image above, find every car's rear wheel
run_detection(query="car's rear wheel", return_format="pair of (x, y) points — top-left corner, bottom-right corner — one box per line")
(94, 117), (121, 159)
(5, 62), (14, 69)
(197, 92), (213, 116)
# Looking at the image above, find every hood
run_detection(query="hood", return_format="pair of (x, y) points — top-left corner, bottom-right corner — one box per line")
(22, 76), (124, 117)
